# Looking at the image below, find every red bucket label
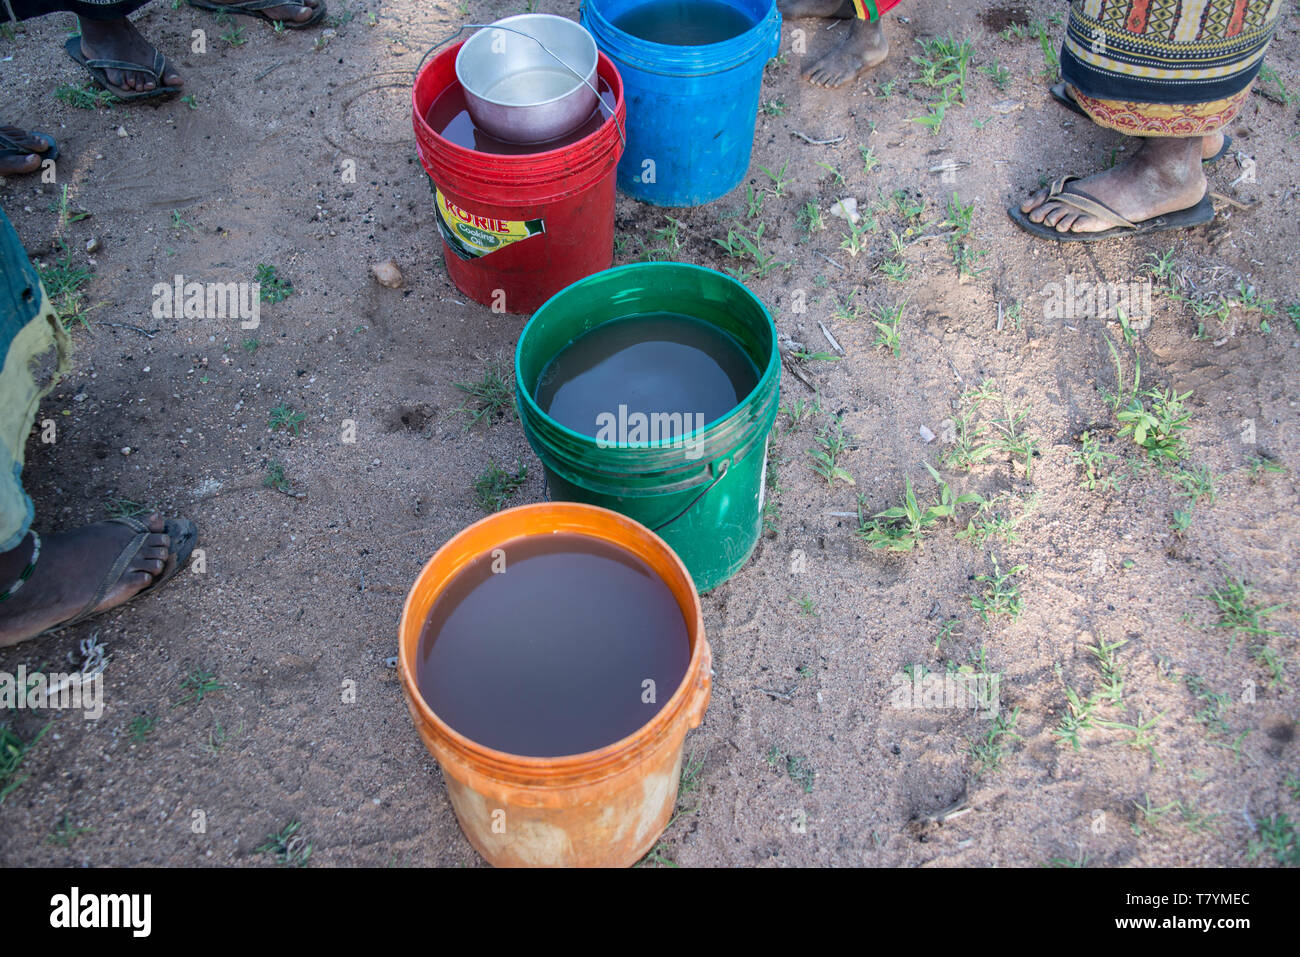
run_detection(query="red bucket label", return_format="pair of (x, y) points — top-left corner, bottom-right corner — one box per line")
(435, 188), (545, 261)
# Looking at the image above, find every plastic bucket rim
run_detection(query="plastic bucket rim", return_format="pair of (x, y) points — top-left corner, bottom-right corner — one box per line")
(455, 13), (599, 110)
(413, 42), (626, 167)
(397, 502), (707, 774)
(515, 261), (781, 457)
(581, 0), (780, 75)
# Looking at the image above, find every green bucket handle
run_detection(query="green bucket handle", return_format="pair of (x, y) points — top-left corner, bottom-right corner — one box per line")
(649, 458), (730, 533)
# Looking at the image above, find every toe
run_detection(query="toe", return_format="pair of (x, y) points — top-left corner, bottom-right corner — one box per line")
(135, 557), (166, 576)
(144, 513), (168, 534)
(1043, 205), (1070, 229)
(1055, 212), (1079, 232)
(1020, 188), (1049, 214)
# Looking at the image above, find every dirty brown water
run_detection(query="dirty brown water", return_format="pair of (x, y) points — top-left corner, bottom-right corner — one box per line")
(416, 533), (691, 757)
(536, 312), (759, 439)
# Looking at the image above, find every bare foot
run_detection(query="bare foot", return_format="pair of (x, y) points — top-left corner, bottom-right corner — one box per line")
(206, 0), (323, 24)
(1200, 131), (1225, 160)
(778, 0), (855, 16)
(804, 18), (889, 88)
(0, 126), (53, 176)
(78, 17), (182, 94)
(0, 515), (178, 647)
(1019, 136), (1207, 234)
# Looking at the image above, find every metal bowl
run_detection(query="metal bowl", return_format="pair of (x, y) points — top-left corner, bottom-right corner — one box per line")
(456, 15), (599, 145)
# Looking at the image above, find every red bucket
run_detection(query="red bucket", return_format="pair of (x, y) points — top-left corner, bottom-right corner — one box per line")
(413, 43), (626, 315)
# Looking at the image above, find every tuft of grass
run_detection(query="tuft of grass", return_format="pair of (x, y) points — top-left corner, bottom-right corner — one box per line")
(36, 254), (95, 329)
(472, 461), (528, 513)
(256, 819), (313, 867)
(809, 417), (855, 488)
(766, 745), (815, 793)
(263, 458), (290, 492)
(45, 813), (93, 848)
(1202, 572), (1284, 651)
(1, 718), (50, 804)
(970, 706), (1021, 777)
(454, 363), (514, 429)
(174, 669), (227, 708)
(1248, 814), (1299, 865)
(128, 715), (157, 744)
(54, 81), (116, 110)
(858, 463), (979, 552)
(970, 554), (1026, 622)
(1072, 430), (1123, 491)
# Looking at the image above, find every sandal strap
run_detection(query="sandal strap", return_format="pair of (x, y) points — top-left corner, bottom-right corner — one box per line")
(213, 0), (307, 11)
(83, 50), (167, 82)
(60, 518), (151, 629)
(0, 531), (41, 602)
(1047, 176), (1138, 230)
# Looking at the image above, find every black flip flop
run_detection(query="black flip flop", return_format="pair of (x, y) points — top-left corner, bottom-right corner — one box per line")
(1049, 82), (1233, 165)
(63, 36), (180, 102)
(35, 515), (199, 639)
(1007, 175), (1215, 243)
(185, 0), (328, 29)
(0, 127), (58, 169)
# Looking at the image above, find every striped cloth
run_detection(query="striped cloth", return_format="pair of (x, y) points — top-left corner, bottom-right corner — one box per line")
(1061, 0), (1284, 136)
(851, 0), (903, 22)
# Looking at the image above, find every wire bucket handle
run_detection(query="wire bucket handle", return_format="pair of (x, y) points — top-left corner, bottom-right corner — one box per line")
(415, 21), (626, 148)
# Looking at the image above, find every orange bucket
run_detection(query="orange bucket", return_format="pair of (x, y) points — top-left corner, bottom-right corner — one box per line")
(397, 502), (712, 867)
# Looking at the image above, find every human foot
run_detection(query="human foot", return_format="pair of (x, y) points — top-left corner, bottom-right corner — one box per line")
(0, 126), (54, 177)
(1019, 136), (1207, 235)
(78, 17), (182, 95)
(804, 18), (889, 88)
(200, 0), (325, 26)
(778, 0), (855, 17)
(0, 514), (195, 647)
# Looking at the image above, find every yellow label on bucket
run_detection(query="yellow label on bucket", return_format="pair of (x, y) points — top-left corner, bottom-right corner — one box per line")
(435, 188), (545, 261)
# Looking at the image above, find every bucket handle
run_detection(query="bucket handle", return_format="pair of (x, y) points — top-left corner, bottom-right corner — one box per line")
(650, 458), (730, 534)
(415, 22), (627, 149)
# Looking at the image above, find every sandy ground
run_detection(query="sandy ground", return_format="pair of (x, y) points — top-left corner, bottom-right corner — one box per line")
(0, 0), (1296, 867)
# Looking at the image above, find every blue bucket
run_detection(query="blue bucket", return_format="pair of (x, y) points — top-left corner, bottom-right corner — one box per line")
(580, 0), (781, 208)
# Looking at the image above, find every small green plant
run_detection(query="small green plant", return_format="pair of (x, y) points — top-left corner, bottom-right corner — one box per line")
(970, 707), (1021, 777)
(816, 161), (846, 187)
(1249, 813), (1299, 865)
(941, 192), (986, 279)
(1072, 430), (1122, 491)
(809, 418), (855, 488)
(858, 463), (979, 551)
(956, 491), (1037, 546)
(105, 497), (153, 519)
(454, 363), (514, 429)
(971, 555), (1026, 622)
(797, 202), (824, 235)
(255, 264), (293, 303)
(766, 745), (815, 793)
(220, 23), (246, 45)
(36, 254), (95, 329)
(268, 402), (305, 436)
(1, 719), (50, 803)
(759, 161), (791, 198)
(1203, 572), (1284, 650)
(794, 595), (819, 618)
(760, 98), (786, 116)
(980, 59), (1011, 90)
(128, 715), (157, 743)
(257, 820), (314, 867)
(870, 300), (905, 358)
(174, 669), (227, 707)
(859, 145), (879, 174)
(744, 185), (765, 219)
(242, 337), (260, 354)
(55, 81), (116, 110)
(1247, 454), (1286, 477)
(472, 461), (528, 513)
(45, 813), (93, 848)
(263, 458), (290, 492)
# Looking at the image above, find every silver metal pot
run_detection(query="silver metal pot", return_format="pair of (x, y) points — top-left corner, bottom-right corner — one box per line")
(455, 15), (599, 145)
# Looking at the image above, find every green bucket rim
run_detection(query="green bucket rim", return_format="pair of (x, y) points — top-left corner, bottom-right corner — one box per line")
(514, 261), (781, 464)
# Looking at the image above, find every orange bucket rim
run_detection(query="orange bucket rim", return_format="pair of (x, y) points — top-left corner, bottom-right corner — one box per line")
(397, 502), (707, 773)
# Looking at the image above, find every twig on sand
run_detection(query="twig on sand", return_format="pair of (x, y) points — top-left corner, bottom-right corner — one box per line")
(814, 250), (846, 270)
(791, 130), (845, 146)
(255, 60), (285, 83)
(94, 321), (158, 338)
(818, 321), (844, 355)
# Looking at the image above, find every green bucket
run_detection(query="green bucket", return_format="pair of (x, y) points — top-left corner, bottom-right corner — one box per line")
(515, 262), (780, 593)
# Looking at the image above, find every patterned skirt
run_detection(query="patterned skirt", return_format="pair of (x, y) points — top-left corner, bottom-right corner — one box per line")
(851, 0), (904, 22)
(1061, 0), (1283, 136)
(3, 0), (153, 22)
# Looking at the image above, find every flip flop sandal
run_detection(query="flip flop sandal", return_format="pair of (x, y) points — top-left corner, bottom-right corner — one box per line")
(1049, 82), (1232, 165)
(1007, 175), (1215, 243)
(185, 0), (328, 29)
(0, 127), (59, 165)
(63, 36), (180, 102)
(35, 515), (199, 639)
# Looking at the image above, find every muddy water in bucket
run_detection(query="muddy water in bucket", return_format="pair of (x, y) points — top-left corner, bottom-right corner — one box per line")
(536, 313), (760, 439)
(416, 532), (690, 757)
